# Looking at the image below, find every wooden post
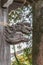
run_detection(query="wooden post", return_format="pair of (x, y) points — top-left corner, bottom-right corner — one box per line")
(33, 0), (43, 65)
(0, 7), (11, 65)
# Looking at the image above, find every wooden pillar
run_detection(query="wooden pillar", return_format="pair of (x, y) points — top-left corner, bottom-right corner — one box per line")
(0, 7), (11, 65)
(33, 0), (43, 65)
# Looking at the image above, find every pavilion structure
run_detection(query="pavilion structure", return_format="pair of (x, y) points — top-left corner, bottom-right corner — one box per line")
(0, 0), (43, 65)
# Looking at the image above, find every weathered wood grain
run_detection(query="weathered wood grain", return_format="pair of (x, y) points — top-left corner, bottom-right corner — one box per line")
(0, 8), (11, 65)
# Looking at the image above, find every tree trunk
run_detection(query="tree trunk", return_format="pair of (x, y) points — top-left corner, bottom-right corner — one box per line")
(0, 7), (11, 65)
(33, 0), (43, 65)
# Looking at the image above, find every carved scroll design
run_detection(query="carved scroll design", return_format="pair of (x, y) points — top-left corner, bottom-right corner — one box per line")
(4, 22), (32, 44)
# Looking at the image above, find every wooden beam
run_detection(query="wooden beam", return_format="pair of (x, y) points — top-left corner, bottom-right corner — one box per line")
(0, 7), (11, 65)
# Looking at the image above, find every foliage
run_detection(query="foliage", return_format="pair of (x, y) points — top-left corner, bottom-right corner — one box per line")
(23, 48), (32, 65)
(9, 5), (32, 25)
(11, 47), (32, 65)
